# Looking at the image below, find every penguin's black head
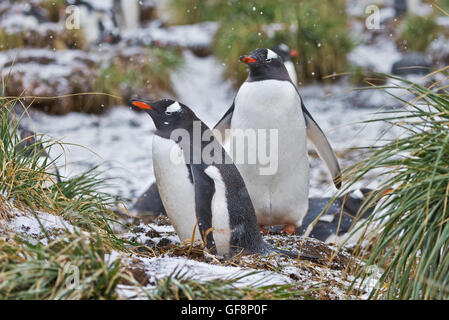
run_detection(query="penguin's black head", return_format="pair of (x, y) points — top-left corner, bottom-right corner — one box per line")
(240, 48), (291, 82)
(131, 99), (197, 136)
(271, 43), (298, 62)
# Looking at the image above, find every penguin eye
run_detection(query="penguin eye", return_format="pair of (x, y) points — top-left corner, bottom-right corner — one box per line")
(266, 58), (273, 63)
(165, 111), (173, 115)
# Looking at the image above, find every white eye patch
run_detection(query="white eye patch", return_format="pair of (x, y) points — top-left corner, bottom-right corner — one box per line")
(166, 101), (182, 113)
(266, 49), (279, 60)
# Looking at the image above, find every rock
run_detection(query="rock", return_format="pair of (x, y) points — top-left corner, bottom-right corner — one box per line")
(157, 238), (171, 247)
(391, 52), (431, 76)
(259, 189), (380, 246)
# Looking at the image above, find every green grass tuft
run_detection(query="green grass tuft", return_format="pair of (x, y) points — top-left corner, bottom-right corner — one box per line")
(343, 69), (449, 299)
(0, 234), (131, 300)
(0, 94), (139, 299)
(0, 96), (129, 250)
(92, 47), (183, 109)
(397, 14), (441, 52)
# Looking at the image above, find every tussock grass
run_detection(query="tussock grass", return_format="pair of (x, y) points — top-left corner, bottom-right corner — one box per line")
(169, 0), (352, 86)
(92, 47), (183, 109)
(0, 100), (124, 247)
(0, 26), (85, 51)
(39, 0), (66, 23)
(0, 94), (137, 298)
(0, 29), (25, 51)
(397, 14), (441, 52)
(0, 234), (132, 300)
(436, 0), (449, 15)
(341, 69), (449, 299)
(0, 93), (130, 245)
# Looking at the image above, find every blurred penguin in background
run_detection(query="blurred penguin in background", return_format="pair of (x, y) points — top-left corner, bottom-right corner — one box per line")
(113, 0), (140, 31)
(394, 0), (407, 17)
(393, 0), (432, 17)
(67, 0), (142, 44)
(66, 0), (119, 44)
(271, 43), (299, 85)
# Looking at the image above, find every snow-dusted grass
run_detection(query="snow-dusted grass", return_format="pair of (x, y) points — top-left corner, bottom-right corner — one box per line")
(0, 45), (183, 114)
(0, 97), (126, 246)
(0, 201), (364, 300)
(0, 99), (135, 299)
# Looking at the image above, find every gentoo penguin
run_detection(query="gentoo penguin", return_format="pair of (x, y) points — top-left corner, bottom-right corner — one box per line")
(67, 0), (120, 44)
(113, 0), (140, 31)
(272, 43), (298, 85)
(131, 98), (317, 260)
(214, 48), (341, 235)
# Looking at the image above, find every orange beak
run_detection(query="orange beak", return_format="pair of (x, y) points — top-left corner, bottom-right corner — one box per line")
(290, 49), (298, 57)
(132, 100), (152, 110)
(240, 56), (256, 64)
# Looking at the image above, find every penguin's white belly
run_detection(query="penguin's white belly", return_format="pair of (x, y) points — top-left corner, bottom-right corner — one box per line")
(152, 135), (200, 242)
(204, 166), (231, 256)
(230, 80), (309, 226)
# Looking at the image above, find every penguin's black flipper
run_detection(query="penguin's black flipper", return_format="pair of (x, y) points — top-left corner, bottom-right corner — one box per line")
(189, 165), (217, 254)
(132, 182), (166, 216)
(213, 101), (234, 143)
(298, 96), (342, 189)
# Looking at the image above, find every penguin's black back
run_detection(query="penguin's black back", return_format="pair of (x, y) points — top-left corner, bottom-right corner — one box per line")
(215, 161), (269, 255)
(188, 121), (269, 256)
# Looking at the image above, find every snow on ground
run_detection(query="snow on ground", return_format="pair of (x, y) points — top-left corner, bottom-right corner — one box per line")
(0, 49), (98, 99)
(171, 50), (234, 127)
(141, 256), (291, 287)
(123, 21), (219, 51)
(348, 38), (401, 74)
(0, 205), (374, 299)
(0, 201), (80, 246)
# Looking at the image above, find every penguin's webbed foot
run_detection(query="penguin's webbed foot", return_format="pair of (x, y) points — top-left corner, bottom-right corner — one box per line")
(281, 224), (296, 235)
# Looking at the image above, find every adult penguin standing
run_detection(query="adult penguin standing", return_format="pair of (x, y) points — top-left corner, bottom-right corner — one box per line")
(214, 48), (341, 234)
